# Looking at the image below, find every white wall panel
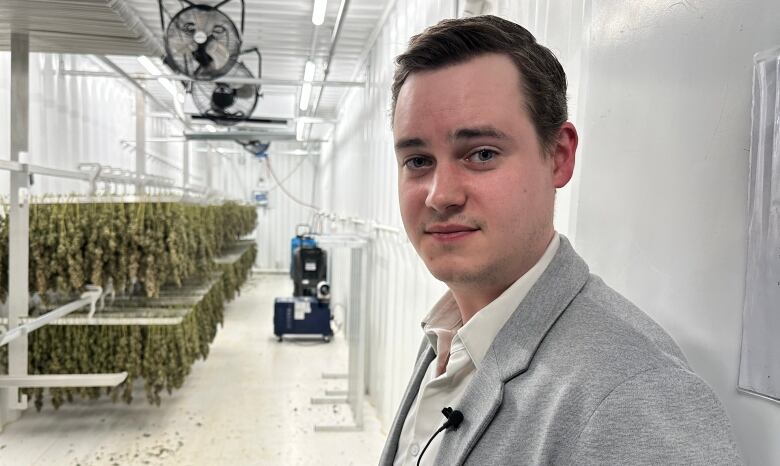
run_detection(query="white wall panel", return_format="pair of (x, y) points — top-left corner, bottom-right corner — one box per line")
(317, 0), (455, 432)
(0, 52), (9, 197)
(255, 142), (318, 271)
(499, 0), (590, 240)
(0, 53), (9, 164)
(537, 1), (779, 464)
(0, 52), (254, 203)
(322, 1), (780, 459)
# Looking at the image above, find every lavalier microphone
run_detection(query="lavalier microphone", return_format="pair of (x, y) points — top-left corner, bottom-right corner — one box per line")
(416, 407), (465, 466)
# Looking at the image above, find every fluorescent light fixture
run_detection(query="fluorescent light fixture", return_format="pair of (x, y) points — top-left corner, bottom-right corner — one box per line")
(312, 0), (327, 25)
(299, 82), (312, 111)
(137, 55), (161, 76)
(296, 120), (306, 141)
(304, 60), (315, 82)
(160, 78), (177, 98)
(140, 56), (180, 104)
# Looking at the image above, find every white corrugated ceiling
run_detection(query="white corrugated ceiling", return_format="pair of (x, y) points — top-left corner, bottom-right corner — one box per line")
(1, 0), (390, 131)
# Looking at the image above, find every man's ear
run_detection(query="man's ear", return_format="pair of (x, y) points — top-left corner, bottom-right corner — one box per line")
(551, 122), (578, 189)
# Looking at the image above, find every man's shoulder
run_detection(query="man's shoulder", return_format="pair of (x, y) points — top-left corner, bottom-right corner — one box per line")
(503, 272), (696, 408)
(494, 274), (742, 464)
(548, 273), (690, 374)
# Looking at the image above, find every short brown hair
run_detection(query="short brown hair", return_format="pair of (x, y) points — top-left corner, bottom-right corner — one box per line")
(391, 15), (567, 153)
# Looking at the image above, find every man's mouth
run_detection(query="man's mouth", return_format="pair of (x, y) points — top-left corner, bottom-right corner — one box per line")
(424, 224), (479, 241)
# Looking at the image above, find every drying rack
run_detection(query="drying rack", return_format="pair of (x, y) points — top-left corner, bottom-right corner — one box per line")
(0, 151), (230, 424)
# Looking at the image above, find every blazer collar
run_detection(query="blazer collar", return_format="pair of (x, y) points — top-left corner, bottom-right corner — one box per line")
(434, 235), (590, 464)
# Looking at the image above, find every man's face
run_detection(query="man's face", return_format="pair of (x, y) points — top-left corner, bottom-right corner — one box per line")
(393, 53), (575, 289)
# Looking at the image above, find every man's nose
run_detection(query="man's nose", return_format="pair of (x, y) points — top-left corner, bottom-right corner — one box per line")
(425, 163), (466, 212)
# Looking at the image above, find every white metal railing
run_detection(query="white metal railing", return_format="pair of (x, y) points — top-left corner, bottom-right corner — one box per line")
(310, 210), (403, 237)
(0, 286), (102, 347)
(0, 157), (220, 201)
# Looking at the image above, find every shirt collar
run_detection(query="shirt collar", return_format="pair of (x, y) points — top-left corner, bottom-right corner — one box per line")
(421, 233), (561, 370)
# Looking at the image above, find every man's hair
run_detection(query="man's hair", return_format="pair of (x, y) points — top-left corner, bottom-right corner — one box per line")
(391, 15), (568, 153)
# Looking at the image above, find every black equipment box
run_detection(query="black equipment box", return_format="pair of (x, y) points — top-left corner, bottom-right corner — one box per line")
(292, 244), (327, 298)
(273, 296), (332, 342)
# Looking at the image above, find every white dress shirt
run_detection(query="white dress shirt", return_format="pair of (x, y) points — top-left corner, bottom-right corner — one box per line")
(393, 233), (561, 466)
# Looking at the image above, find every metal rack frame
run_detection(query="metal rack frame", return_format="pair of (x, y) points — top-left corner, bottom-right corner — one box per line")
(306, 233), (372, 432)
(0, 153), (232, 426)
(0, 154), (194, 416)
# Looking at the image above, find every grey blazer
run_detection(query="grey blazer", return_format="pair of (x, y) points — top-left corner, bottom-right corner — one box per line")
(379, 237), (742, 465)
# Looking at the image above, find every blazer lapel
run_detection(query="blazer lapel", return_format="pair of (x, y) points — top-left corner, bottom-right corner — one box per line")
(434, 349), (504, 465)
(379, 338), (435, 465)
(492, 235), (590, 381)
(434, 236), (590, 465)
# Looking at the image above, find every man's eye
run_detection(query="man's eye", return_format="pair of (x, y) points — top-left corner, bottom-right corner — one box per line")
(404, 157), (432, 170)
(469, 149), (497, 163)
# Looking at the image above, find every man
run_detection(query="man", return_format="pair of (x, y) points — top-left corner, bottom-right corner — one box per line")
(379, 15), (742, 466)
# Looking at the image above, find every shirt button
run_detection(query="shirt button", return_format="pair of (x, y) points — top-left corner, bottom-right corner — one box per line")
(410, 443), (420, 457)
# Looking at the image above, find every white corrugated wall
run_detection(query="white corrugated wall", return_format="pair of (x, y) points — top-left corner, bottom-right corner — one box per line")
(0, 52), (256, 203)
(321, 0), (780, 463)
(254, 141), (318, 271)
(316, 0), (457, 432)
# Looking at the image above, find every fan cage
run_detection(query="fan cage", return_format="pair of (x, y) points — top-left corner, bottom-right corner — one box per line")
(164, 4), (242, 81)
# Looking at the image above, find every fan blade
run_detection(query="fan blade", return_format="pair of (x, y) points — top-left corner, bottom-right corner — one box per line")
(235, 84), (256, 99)
(193, 9), (209, 35)
(206, 39), (231, 68)
(170, 37), (197, 56)
(193, 36), (215, 69)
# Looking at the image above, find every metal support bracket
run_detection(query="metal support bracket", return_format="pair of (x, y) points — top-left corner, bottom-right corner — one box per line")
(0, 285), (102, 347)
(0, 372), (128, 388)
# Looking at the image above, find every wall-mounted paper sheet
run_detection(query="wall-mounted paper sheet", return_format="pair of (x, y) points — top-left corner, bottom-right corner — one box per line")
(739, 46), (780, 402)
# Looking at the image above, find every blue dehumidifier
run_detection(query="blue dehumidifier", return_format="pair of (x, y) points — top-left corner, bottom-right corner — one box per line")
(273, 297), (333, 342)
(274, 226), (332, 342)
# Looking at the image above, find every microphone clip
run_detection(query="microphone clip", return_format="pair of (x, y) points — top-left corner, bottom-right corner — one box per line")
(441, 406), (464, 430)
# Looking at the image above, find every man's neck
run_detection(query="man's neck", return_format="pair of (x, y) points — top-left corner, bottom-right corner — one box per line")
(449, 281), (512, 324)
(448, 230), (556, 324)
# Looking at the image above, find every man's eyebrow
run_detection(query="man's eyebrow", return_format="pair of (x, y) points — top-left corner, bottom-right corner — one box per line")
(394, 137), (426, 151)
(450, 126), (508, 140)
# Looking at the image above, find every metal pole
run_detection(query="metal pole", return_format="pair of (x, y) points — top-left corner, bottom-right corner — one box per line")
(183, 141), (191, 189)
(3, 31), (31, 428)
(206, 147), (214, 194)
(135, 88), (146, 195)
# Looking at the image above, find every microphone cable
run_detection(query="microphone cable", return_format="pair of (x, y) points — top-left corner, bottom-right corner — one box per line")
(416, 407), (464, 466)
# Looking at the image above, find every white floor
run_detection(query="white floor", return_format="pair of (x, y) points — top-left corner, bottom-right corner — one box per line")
(0, 274), (386, 465)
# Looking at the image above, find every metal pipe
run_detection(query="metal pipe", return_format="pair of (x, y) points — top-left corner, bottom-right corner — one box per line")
(121, 138), (187, 143)
(95, 56), (179, 120)
(312, 0), (351, 118)
(0, 160), (196, 197)
(348, 0), (397, 83)
(107, 0), (166, 57)
(60, 69), (365, 88)
(29, 164), (91, 182)
(185, 131), (298, 141)
(325, 0), (351, 76)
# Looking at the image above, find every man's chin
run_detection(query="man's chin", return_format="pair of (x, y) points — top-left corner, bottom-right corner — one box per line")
(426, 262), (485, 286)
